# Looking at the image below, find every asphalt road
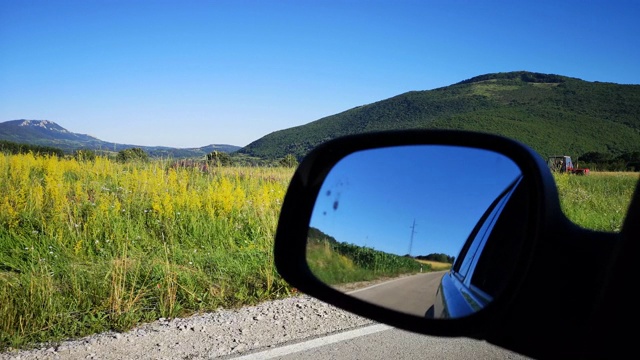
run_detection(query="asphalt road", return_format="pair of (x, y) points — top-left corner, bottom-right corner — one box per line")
(231, 324), (532, 360)
(348, 271), (445, 317)
(227, 273), (533, 359)
(224, 272), (533, 359)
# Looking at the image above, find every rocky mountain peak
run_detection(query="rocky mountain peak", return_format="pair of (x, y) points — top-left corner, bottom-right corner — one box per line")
(17, 119), (69, 133)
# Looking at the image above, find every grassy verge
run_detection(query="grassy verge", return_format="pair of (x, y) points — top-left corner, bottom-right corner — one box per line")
(306, 241), (379, 285)
(306, 239), (424, 285)
(554, 171), (638, 232)
(0, 153), (295, 349)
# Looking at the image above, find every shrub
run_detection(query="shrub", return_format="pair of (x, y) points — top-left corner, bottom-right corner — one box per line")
(116, 147), (148, 163)
(73, 149), (97, 161)
(278, 154), (298, 168)
(206, 150), (233, 166)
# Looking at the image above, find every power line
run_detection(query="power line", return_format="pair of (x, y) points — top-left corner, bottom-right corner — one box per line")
(408, 219), (417, 255)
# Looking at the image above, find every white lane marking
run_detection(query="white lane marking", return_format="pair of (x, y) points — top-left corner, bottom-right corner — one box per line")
(227, 324), (392, 359)
(345, 272), (442, 295)
(345, 279), (399, 294)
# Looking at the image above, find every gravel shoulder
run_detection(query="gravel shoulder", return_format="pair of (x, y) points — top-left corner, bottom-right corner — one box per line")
(0, 295), (375, 360)
(1, 274), (432, 360)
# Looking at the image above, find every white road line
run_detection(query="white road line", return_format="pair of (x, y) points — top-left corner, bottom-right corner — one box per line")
(227, 324), (392, 360)
(345, 279), (400, 294)
(345, 272), (440, 295)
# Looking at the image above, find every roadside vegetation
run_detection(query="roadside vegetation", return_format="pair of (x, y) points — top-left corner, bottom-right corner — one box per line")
(306, 228), (423, 285)
(0, 152), (294, 349)
(0, 151), (636, 350)
(554, 172), (638, 232)
(414, 259), (451, 271)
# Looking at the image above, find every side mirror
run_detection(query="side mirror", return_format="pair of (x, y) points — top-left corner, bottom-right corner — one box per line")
(274, 130), (553, 337)
(306, 145), (526, 319)
(274, 129), (640, 358)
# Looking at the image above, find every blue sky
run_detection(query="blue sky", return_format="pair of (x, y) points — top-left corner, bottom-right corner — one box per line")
(310, 146), (522, 258)
(1, 0), (639, 148)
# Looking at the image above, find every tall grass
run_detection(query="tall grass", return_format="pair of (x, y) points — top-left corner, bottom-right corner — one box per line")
(554, 172), (638, 232)
(306, 240), (424, 285)
(0, 153), (294, 349)
(306, 241), (374, 285)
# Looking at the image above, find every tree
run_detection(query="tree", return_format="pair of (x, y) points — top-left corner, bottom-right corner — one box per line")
(0, 140), (64, 157)
(206, 150), (232, 166)
(616, 151), (640, 171)
(579, 151), (612, 164)
(279, 154), (299, 168)
(116, 147), (148, 163)
(73, 149), (97, 161)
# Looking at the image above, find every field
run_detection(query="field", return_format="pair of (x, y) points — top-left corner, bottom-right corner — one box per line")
(0, 154), (637, 349)
(554, 171), (638, 232)
(415, 259), (452, 271)
(0, 153), (295, 348)
(306, 238), (423, 285)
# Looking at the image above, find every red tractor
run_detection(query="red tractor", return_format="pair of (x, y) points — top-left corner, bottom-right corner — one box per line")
(547, 155), (590, 175)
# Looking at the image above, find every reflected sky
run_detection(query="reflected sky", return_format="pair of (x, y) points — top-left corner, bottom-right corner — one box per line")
(309, 145), (522, 259)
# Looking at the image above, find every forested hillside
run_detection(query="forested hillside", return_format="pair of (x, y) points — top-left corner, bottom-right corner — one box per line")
(238, 71), (640, 161)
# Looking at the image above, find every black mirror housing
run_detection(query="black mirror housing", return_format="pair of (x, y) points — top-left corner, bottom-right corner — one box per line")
(273, 130), (558, 339)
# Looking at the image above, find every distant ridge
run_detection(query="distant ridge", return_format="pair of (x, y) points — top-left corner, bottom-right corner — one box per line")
(238, 71), (640, 160)
(0, 119), (241, 158)
(7, 71), (640, 161)
(454, 71), (571, 85)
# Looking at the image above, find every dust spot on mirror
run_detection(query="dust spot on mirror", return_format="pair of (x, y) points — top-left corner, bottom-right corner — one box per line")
(305, 145), (526, 319)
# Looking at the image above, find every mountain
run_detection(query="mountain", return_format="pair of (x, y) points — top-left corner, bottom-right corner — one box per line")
(238, 71), (640, 160)
(0, 120), (240, 158)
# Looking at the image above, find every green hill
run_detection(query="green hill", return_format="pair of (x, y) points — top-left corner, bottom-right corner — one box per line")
(238, 71), (640, 161)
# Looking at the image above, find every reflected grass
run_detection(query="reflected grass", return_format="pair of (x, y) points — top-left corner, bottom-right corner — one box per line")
(306, 238), (426, 286)
(415, 259), (452, 271)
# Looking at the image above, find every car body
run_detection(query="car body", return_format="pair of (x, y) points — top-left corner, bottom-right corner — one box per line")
(430, 175), (524, 319)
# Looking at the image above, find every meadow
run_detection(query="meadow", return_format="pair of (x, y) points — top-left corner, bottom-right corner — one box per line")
(0, 153), (637, 349)
(0, 153), (294, 348)
(414, 259), (452, 272)
(554, 171), (638, 232)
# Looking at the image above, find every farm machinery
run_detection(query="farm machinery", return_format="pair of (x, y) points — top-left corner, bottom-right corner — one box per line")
(547, 155), (590, 175)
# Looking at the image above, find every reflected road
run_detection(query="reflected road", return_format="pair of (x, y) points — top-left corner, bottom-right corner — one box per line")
(348, 271), (446, 317)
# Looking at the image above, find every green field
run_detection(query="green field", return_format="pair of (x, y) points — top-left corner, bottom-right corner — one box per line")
(0, 153), (637, 349)
(0, 153), (295, 349)
(554, 172), (638, 232)
(306, 237), (424, 286)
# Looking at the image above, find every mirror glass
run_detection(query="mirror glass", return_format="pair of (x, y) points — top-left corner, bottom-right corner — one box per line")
(306, 145), (527, 319)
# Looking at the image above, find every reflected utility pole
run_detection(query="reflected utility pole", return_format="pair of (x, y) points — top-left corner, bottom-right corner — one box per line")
(408, 219), (417, 256)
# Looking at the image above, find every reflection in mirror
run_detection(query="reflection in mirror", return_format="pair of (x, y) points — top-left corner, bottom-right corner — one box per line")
(306, 145), (527, 319)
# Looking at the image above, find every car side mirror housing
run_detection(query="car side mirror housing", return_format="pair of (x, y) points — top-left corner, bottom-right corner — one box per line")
(273, 130), (559, 338)
(273, 129), (639, 359)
